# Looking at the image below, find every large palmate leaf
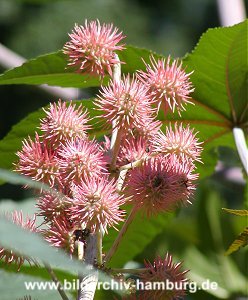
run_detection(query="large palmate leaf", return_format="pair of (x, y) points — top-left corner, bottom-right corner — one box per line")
(0, 46), (153, 88)
(184, 20), (247, 123)
(159, 20), (248, 177)
(0, 51), (101, 88)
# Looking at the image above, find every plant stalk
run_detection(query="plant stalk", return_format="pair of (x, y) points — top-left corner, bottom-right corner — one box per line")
(97, 229), (103, 265)
(116, 153), (159, 192)
(77, 234), (98, 300)
(109, 54), (122, 171)
(233, 127), (248, 175)
(104, 207), (137, 264)
(110, 127), (124, 171)
(44, 263), (69, 300)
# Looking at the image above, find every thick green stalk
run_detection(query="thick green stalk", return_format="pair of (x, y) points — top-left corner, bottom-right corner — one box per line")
(233, 127), (248, 175)
(104, 207), (137, 264)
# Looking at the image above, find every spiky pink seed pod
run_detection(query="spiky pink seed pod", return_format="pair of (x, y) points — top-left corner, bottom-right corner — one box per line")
(139, 253), (188, 300)
(0, 211), (37, 270)
(117, 136), (150, 167)
(101, 135), (150, 167)
(15, 133), (59, 187)
(125, 157), (198, 216)
(40, 100), (90, 147)
(63, 20), (125, 77)
(43, 216), (76, 254)
(57, 138), (107, 184)
(94, 75), (157, 133)
(127, 117), (162, 140)
(137, 56), (194, 115)
(37, 193), (72, 223)
(152, 123), (203, 164)
(70, 176), (126, 234)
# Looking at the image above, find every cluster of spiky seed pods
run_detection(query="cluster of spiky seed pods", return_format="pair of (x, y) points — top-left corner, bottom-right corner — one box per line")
(1, 19), (203, 300)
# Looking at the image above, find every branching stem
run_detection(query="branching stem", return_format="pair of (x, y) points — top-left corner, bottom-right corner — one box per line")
(97, 229), (103, 265)
(44, 263), (69, 300)
(105, 207), (137, 264)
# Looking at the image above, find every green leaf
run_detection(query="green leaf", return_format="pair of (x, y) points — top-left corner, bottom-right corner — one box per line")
(0, 211), (118, 292)
(0, 46), (153, 88)
(0, 107), (44, 175)
(164, 20), (248, 177)
(227, 22), (248, 121)
(184, 247), (230, 299)
(0, 198), (36, 214)
(118, 46), (157, 73)
(0, 51), (102, 88)
(0, 196), (124, 298)
(222, 208), (248, 217)
(0, 269), (62, 300)
(184, 246), (247, 298)
(0, 260), (73, 281)
(225, 227), (248, 255)
(192, 186), (248, 295)
(0, 215), (86, 274)
(0, 168), (60, 196)
(184, 20), (248, 123)
(0, 260), (78, 300)
(103, 208), (174, 268)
